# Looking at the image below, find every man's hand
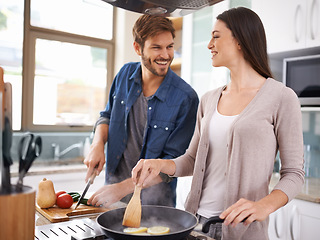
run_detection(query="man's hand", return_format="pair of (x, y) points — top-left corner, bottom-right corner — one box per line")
(83, 142), (106, 182)
(87, 179), (137, 207)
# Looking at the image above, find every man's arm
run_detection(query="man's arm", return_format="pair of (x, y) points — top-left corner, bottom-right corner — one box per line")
(83, 124), (109, 182)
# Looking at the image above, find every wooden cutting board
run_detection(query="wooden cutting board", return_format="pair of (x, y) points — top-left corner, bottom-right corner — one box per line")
(36, 202), (111, 223)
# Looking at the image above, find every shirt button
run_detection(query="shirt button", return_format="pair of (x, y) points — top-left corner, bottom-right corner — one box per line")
(154, 125), (157, 128)
(121, 100), (124, 104)
(113, 96), (116, 99)
(149, 107), (152, 110)
(165, 127), (169, 131)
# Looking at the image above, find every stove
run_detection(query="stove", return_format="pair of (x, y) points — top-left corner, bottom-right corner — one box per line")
(34, 218), (211, 240)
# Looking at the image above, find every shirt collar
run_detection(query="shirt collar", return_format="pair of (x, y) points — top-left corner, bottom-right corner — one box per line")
(129, 62), (174, 102)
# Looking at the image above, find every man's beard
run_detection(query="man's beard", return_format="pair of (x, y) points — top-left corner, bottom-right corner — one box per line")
(141, 52), (172, 77)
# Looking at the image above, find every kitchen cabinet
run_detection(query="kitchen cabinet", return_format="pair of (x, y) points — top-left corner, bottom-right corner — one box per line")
(306, 0), (320, 48)
(252, 0), (320, 54)
(268, 199), (320, 240)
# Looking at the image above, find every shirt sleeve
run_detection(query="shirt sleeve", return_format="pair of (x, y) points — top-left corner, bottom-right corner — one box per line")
(94, 116), (109, 132)
(160, 94), (199, 160)
(273, 87), (305, 201)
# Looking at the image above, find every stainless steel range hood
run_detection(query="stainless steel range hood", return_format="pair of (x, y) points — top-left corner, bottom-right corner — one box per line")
(101, 0), (224, 17)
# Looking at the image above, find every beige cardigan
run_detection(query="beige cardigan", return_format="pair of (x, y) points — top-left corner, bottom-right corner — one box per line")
(173, 78), (305, 240)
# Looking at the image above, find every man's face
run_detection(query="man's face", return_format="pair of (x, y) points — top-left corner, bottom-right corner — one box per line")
(140, 31), (174, 77)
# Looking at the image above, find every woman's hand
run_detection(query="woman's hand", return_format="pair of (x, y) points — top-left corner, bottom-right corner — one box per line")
(219, 190), (288, 227)
(132, 159), (175, 187)
(219, 198), (271, 227)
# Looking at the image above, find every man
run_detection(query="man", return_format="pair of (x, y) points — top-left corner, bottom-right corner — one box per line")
(84, 14), (199, 207)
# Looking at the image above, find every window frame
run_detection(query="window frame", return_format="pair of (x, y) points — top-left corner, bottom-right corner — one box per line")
(21, 0), (115, 132)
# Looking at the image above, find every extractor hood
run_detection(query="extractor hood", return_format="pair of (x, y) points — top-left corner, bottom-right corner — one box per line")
(101, 0), (224, 17)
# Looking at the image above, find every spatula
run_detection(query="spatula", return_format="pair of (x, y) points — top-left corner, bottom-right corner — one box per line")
(122, 184), (142, 227)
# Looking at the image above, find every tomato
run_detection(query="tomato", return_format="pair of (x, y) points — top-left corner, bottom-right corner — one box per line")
(56, 193), (73, 209)
(56, 191), (67, 199)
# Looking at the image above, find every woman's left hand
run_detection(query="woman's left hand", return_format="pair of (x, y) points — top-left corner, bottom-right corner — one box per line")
(219, 198), (271, 227)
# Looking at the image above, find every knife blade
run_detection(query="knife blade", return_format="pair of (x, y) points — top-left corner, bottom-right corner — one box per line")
(74, 167), (97, 210)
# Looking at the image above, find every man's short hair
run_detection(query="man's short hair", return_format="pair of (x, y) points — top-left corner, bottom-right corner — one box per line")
(132, 14), (175, 49)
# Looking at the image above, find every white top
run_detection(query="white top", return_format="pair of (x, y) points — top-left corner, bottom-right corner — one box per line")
(197, 107), (238, 218)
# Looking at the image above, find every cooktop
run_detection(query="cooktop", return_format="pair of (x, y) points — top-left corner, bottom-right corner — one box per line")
(35, 218), (210, 240)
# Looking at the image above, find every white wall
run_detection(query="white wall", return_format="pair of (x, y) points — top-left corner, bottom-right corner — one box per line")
(114, 8), (141, 74)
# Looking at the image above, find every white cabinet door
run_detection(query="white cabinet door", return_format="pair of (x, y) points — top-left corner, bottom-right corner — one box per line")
(268, 199), (320, 240)
(252, 0), (307, 54)
(293, 199), (320, 240)
(268, 206), (288, 240)
(306, 0), (320, 47)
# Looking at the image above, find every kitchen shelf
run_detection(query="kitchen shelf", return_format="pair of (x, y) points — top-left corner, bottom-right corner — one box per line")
(169, 17), (183, 76)
(170, 17), (183, 30)
(171, 58), (182, 69)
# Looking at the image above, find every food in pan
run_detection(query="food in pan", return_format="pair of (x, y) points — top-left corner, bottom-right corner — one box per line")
(147, 226), (170, 235)
(123, 226), (170, 235)
(123, 227), (148, 234)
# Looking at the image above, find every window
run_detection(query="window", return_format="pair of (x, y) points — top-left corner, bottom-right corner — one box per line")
(0, 0), (114, 131)
(0, 0), (24, 130)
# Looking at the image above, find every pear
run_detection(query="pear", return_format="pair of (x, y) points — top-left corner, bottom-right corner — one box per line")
(36, 178), (57, 208)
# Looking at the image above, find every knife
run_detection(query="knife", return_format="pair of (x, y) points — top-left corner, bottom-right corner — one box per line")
(74, 167), (97, 210)
(0, 67), (13, 194)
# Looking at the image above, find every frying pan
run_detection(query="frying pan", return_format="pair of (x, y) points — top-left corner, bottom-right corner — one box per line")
(97, 205), (198, 240)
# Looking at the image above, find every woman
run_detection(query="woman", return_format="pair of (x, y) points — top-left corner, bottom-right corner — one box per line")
(132, 7), (304, 240)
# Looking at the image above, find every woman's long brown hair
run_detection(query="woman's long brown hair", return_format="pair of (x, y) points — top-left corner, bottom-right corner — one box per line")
(217, 7), (273, 79)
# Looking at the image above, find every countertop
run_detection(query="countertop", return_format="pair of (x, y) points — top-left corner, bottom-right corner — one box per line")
(12, 162), (320, 204)
(270, 172), (320, 203)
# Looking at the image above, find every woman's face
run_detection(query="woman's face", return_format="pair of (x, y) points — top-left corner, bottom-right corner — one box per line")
(207, 20), (240, 68)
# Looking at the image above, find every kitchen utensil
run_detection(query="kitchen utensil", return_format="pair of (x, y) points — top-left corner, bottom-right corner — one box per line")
(201, 215), (250, 233)
(122, 184), (142, 227)
(0, 185), (35, 240)
(36, 202), (111, 223)
(0, 67), (13, 194)
(97, 205), (198, 240)
(16, 133), (42, 191)
(74, 167), (97, 210)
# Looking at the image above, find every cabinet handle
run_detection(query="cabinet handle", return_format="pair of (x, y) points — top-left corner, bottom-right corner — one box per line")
(290, 205), (299, 240)
(274, 212), (281, 238)
(310, 0), (318, 40)
(294, 4), (302, 43)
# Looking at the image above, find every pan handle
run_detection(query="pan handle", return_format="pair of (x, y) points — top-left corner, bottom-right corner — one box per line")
(202, 216), (249, 233)
(202, 216), (224, 233)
